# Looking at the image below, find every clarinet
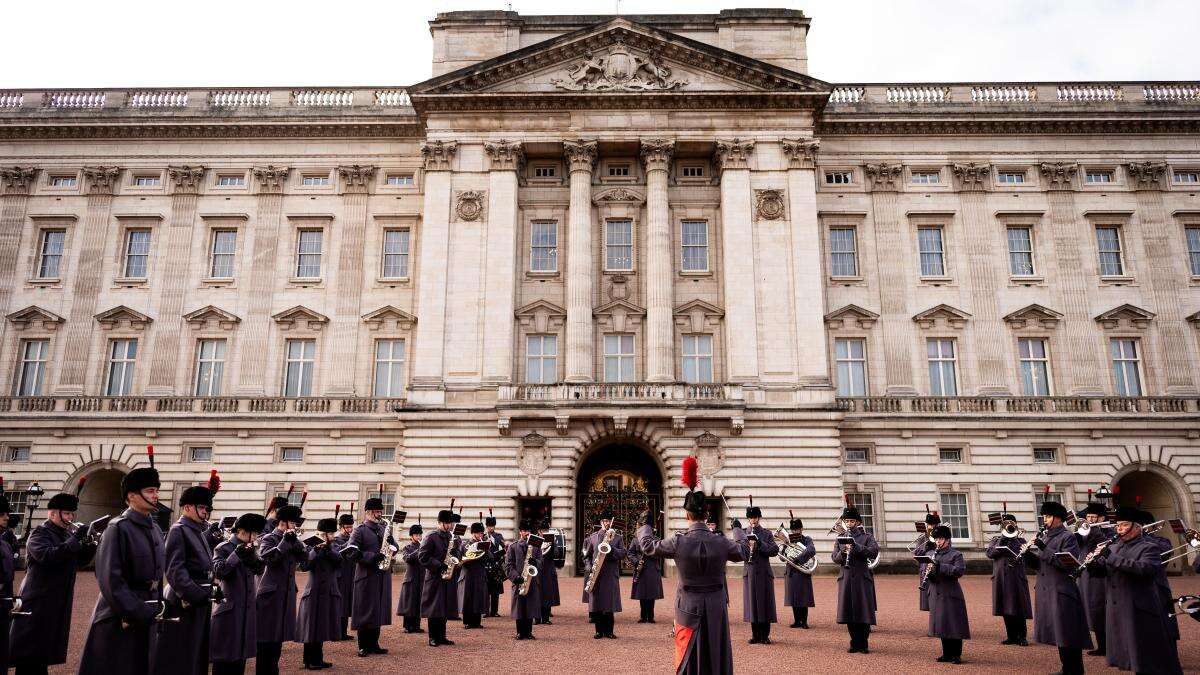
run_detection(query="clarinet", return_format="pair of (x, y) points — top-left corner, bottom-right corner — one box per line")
(919, 548), (938, 590)
(1070, 533), (1118, 579)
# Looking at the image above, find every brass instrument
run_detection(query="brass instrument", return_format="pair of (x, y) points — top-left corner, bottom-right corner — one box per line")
(1074, 520), (1115, 538)
(68, 514), (112, 547)
(518, 534), (542, 596)
(632, 554), (646, 585)
(774, 526), (817, 574)
(584, 527), (616, 594)
(377, 521), (400, 571)
(462, 539), (489, 563)
(918, 549), (939, 590)
(1161, 528), (1200, 564)
(1008, 527), (1045, 567)
(1169, 595), (1200, 618)
(441, 523), (466, 581)
(3, 597), (30, 617)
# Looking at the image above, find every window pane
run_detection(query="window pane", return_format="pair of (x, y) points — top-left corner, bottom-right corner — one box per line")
(834, 338), (867, 396)
(917, 227), (945, 276)
(845, 493), (875, 534)
(939, 493), (970, 539)
(1096, 227), (1124, 276)
(681, 221), (709, 272)
(373, 339), (405, 396)
(606, 221), (633, 270)
(106, 339), (137, 396)
(296, 230), (323, 277)
(37, 230), (65, 278)
(382, 229), (410, 277)
(124, 230), (151, 278)
(18, 339), (49, 397)
(1186, 227), (1200, 276)
(829, 228), (858, 276)
(530, 222), (558, 272)
(1006, 227), (1034, 276)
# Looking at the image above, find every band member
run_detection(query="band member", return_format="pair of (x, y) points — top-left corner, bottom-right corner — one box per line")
(151, 479), (220, 675)
(79, 465), (165, 675)
(330, 512), (355, 640)
(783, 517), (815, 629)
(296, 518), (341, 670)
(1087, 506), (1183, 674)
(706, 513), (729, 606)
(628, 521), (663, 624)
(1137, 509), (1180, 650)
(985, 512), (1032, 646)
(505, 520), (542, 640)
(255, 504), (305, 675)
(582, 511), (626, 639)
(349, 497), (394, 656)
(924, 524), (969, 664)
(397, 522), (424, 633)
(484, 512), (505, 617)
(1076, 502), (1109, 656)
(1026, 500), (1091, 675)
(210, 513), (267, 675)
(637, 457), (747, 674)
(419, 508), (459, 647)
(535, 522), (560, 625)
(263, 497), (289, 535)
(9, 491), (97, 675)
(832, 505), (879, 654)
(0, 495), (16, 673)
(459, 521), (489, 629)
(734, 501), (778, 644)
(914, 508), (940, 613)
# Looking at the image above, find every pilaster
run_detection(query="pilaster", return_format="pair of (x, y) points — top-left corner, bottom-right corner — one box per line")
(640, 138), (675, 382)
(0, 167), (36, 362)
(233, 166), (289, 395)
(327, 165), (376, 395)
(864, 163), (916, 395)
(953, 163), (1009, 395)
(563, 139), (598, 383)
(409, 141), (458, 403)
(782, 139), (833, 392)
(715, 139), (759, 382)
(482, 140), (524, 383)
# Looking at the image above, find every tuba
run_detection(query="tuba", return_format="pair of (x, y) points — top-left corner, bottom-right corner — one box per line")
(774, 526), (817, 574)
(519, 534), (542, 596)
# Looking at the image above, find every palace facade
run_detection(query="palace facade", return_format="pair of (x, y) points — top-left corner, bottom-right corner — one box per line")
(1, 9), (1198, 573)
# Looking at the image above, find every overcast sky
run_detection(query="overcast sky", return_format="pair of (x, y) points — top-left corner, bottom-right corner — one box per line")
(5, 0), (1196, 88)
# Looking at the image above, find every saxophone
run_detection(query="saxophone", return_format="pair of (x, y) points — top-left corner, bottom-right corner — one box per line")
(518, 535), (540, 596)
(584, 528), (615, 594)
(441, 529), (462, 581)
(377, 521), (399, 571)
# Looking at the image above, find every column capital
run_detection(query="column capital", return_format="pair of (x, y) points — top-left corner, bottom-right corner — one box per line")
(252, 165), (291, 194)
(864, 163), (903, 192)
(1126, 161), (1168, 191)
(484, 140), (525, 172)
(952, 162), (991, 192)
(1038, 162), (1078, 191)
(0, 166), (37, 195)
(714, 138), (755, 170)
(563, 139), (598, 173)
(168, 165), (206, 195)
(82, 166), (122, 195)
(780, 138), (819, 170)
(639, 138), (675, 172)
(338, 164), (377, 193)
(421, 140), (458, 172)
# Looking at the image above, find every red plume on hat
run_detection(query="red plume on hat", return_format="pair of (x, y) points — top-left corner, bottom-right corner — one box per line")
(681, 456), (698, 491)
(147, 444), (156, 469)
(925, 503), (930, 514)
(335, 504), (341, 518)
(207, 469), (221, 495)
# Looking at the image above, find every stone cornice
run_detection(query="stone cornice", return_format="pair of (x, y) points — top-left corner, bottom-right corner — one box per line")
(421, 140), (458, 172)
(1038, 162), (1078, 191)
(714, 138), (754, 170)
(338, 164), (377, 193)
(0, 121), (422, 141)
(563, 139), (598, 173)
(483, 140), (526, 172)
(0, 166), (37, 195)
(780, 138), (819, 169)
(817, 116), (1200, 136)
(1126, 161), (1168, 190)
(168, 165), (206, 195)
(82, 166), (121, 195)
(639, 138), (674, 172)
(252, 165), (290, 194)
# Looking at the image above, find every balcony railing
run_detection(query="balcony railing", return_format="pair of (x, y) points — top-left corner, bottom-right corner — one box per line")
(0, 87), (413, 114)
(836, 396), (1199, 414)
(498, 383), (743, 404)
(0, 396), (406, 415)
(826, 81), (1200, 107)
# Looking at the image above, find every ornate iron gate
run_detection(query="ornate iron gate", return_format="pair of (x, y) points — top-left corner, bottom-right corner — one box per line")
(578, 471), (662, 574)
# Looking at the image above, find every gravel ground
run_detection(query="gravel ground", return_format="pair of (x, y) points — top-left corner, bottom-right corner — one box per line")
(49, 572), (1200, 674)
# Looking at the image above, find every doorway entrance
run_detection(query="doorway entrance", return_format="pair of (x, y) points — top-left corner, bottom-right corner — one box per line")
(575, 441), (663, 574)
(76, 468), (127, 527)
(1115, 466), (1192, 572)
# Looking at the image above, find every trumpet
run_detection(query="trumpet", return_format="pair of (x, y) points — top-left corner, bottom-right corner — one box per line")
(1161, 528), (1200, 565)
(1074, 520), (1115, 538)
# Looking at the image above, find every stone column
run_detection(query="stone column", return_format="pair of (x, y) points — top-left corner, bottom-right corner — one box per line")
(326, 164), (376, 395)
(482, 140), (524, 384)
(233, 166), (289, 395)
(0, 167), (36, 352)
(144, 165), (205, 395)
(1127, 162), (1197, 395)
(56, 166), (121, 394)
(865, 163), (917, 395)
(953, 162), (1009, 395)
(409, 141), (457, 404)
(715, 139), (759, 382)
(563, 139), (597, 383)
(781, 139), (833, 393)
(640, 138), (675, 382)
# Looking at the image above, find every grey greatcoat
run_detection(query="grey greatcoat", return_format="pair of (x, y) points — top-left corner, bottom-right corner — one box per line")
(832, 527), (879, 625)
(419, 528), (460, 619)
(536, 539), (561, 608)
(209, 539), (261, 663)
(78, 508), (165, 675)
(582, 529), (627, 614)
(638, 522), (748, 675)
(912, 538), (936, 611)
(330, 531), (355, 619)
(151, 517), (214, 675)
(628, 544), (664, 601)
(985, 535), (1032, 618)
(1028, 525), (1092, 650)
(925, 547), (970, 640)
(255, 528), (305, 643)
(296, 543), (342, 643)
(9, 520), (94, 667)
(1100, 534), (1184, 674)
(734, 524), (778, 623)
(504, 538), (542, 620)
(397, 541), (422, 618)
(457, 538), (490, 616)
(1077, 527), (1108, 634)
(348, 520), (394, 629)
(0, 529), (15, 672)
(783, 534), (816, 608)
(1145, 533), (1180, 641)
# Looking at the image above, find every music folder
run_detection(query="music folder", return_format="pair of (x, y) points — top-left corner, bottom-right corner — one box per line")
(452, 523), (468, 537)
(477, 540), (492, 552)
(302, 535), (323, 548)
(836, 535), (854, 545)
(220, 516), (237, 529)
(527, 534), (544, 547)
(991, 545), (1014, 556)
(913, 554), (934, 564)
(391, 510), (407, 524)
(1055, 552), (1082, 570)
(1168, 518), (1186, 534)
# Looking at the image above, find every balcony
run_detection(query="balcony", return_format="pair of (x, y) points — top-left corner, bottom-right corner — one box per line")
(0, 396), (406, 416)
(836, 396), (1199, 415)
(497, 382), (742, 405)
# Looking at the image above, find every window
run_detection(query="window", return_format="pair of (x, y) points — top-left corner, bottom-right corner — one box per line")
(681, 165), (705, 178)
(283, 339), (316, 397)
(295, 229), (323, 278)
(607, 164), (630, 177)
(829, 227), (858, 277)
(385, 173), (414, 186)
(681, 335), (713, 384)
(1017, 338), (1051, 396)
(844, 447), (870, 464)
(825, 171), (852, 185)
(997, 171), (1026, 184)
(216, 175), (245, 187)
(605, 220), (633, 271)
(208, 229), (237, 279)
(1186, 227), (1200, 276)
(1110, 338), (1142, 396)
(16, 340), (49, 397)
(1085, 170), (1114, 184)
(1006, 226), (1035, 276)
(603, 334), (635, 382)
(938, 493), (970, 539)
(532, 165), (556, 179)
(834, 338), (867, 397)
(280, 446), (304, 463)
(845, 492), (876, 534)
(6, 446), (30, 462)
(680, 220), (709, 272)
(35, 229), (65, 279)
(525, 335), (557, 384)
(927, 338), (958, 396)
(271, 485), (305, 506)
(106, 338), (138, 396)
(938, 447), (963, 463)
(364, 487), (396, 515)
(381, 229), (410, 278)
(1034, 490), (1064, 511)
(3, 485), (29, 517)
(1033, 447), (1059, 464)
(373, 339), (406, 397)
(1096, 226), (1125, 276)
(194, 339), (226, 396)
(917, 226), (946, 276)
(371, 446), (396, 463)
(189, 446), (213, 462)
(1173, 171), (1199, 184)
(530, 222), (558, 272)
(122, 229), (152, 278)
(911, 170), (940, 185)
(49, 175), (77, 187)
(133, 175), (160, 187)
(301, 175), (330, 186)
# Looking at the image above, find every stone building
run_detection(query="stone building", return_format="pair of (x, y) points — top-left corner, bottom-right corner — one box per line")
(0, 9), (1198, 573)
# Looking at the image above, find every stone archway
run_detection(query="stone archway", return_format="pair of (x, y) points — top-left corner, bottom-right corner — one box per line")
(574, 439), (664, 575)
(70, 462), (129, 526)
(1114, 462), (1195, 572)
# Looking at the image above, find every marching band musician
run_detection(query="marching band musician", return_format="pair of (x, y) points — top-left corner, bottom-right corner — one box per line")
(1077, 502), (1110, 657)
(295, 518), (342, 671)
(536, 521), (560, 625)
(582, 510), (627, 639)
(78, 465), (165, 675)
(923, 524), (969, 664)
(505, 520), (542, 640)
(984, 511), (1032, 646)
(0, 495), (16, 673)
(628, 517), (664, 624)
(734, 502), (778, 644)
(263, 497), (289, 535)
(254, 504), (306, 675)
(832, 504), (879, 654)
(1137, 509), (1181, 655)
(330, 512), (356, 640)
(1026, 500), (1091, 675)
(459, 521), (490, 629)
(210, 513), (267, 675)
(783, 517), (816, 629)
(397, 522), (424, 634)
(419, 508), (460, 647)
(914, 509), (940, 614)
(9, 491), (97, 675)
(348, 498), (394, 656)
(484, 512), (505, 617)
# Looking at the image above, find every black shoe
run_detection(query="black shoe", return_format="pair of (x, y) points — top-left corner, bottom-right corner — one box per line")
(860, 649), (870, 654)
(760, 637), (772, 645)
(800, 623), (809, 629)
(751, 638), (761, 645)
(937, 656), (951, 663)
(648, 618), (656, 624)
(605, 633), (617, 639)
(533, 619), (542, 625)
(304, 665), (322, 671)
(515, 634), (529, 640)
(949, 658), (962, 665)
(790, 622), (802, 628)
(437, 639), (454, 646)
(847, 647), (859, 653)
(358, 649), (371, 657)
(319, 662), (332, 668)
(428, 639), (439, 647)
(1087, 649), (1105, 657)
(1017, 639), (1029, 647)
(542, 619), (553, 625)
(1001, 638), (1015, 645)
(371, 647), (388, 655)
(528, 634), (537, 639)
(594, 632), (604, 639)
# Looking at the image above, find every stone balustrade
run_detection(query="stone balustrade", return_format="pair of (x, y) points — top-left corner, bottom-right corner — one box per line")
(825, 81), (1200, 106)
(836, 396), (1199, 415)
(0, 396), (406, 416)
(498, 382), (744, 405)
(0, 87), (414, 113)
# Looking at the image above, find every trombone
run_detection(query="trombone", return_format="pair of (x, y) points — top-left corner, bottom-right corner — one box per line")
(1161, 528), (1200, 565)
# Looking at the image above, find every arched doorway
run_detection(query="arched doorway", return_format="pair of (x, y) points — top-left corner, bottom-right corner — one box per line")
(76, 468), (127, 526)
(575, 441), (663, 575)
(1114, 465), (1193, 572)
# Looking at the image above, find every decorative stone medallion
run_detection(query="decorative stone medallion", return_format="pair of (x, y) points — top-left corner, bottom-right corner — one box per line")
(455, 190), (486, 222)
(754, 189), (786, 220)
(518, 432), (550, 476)
(552, 42), (687, 92)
